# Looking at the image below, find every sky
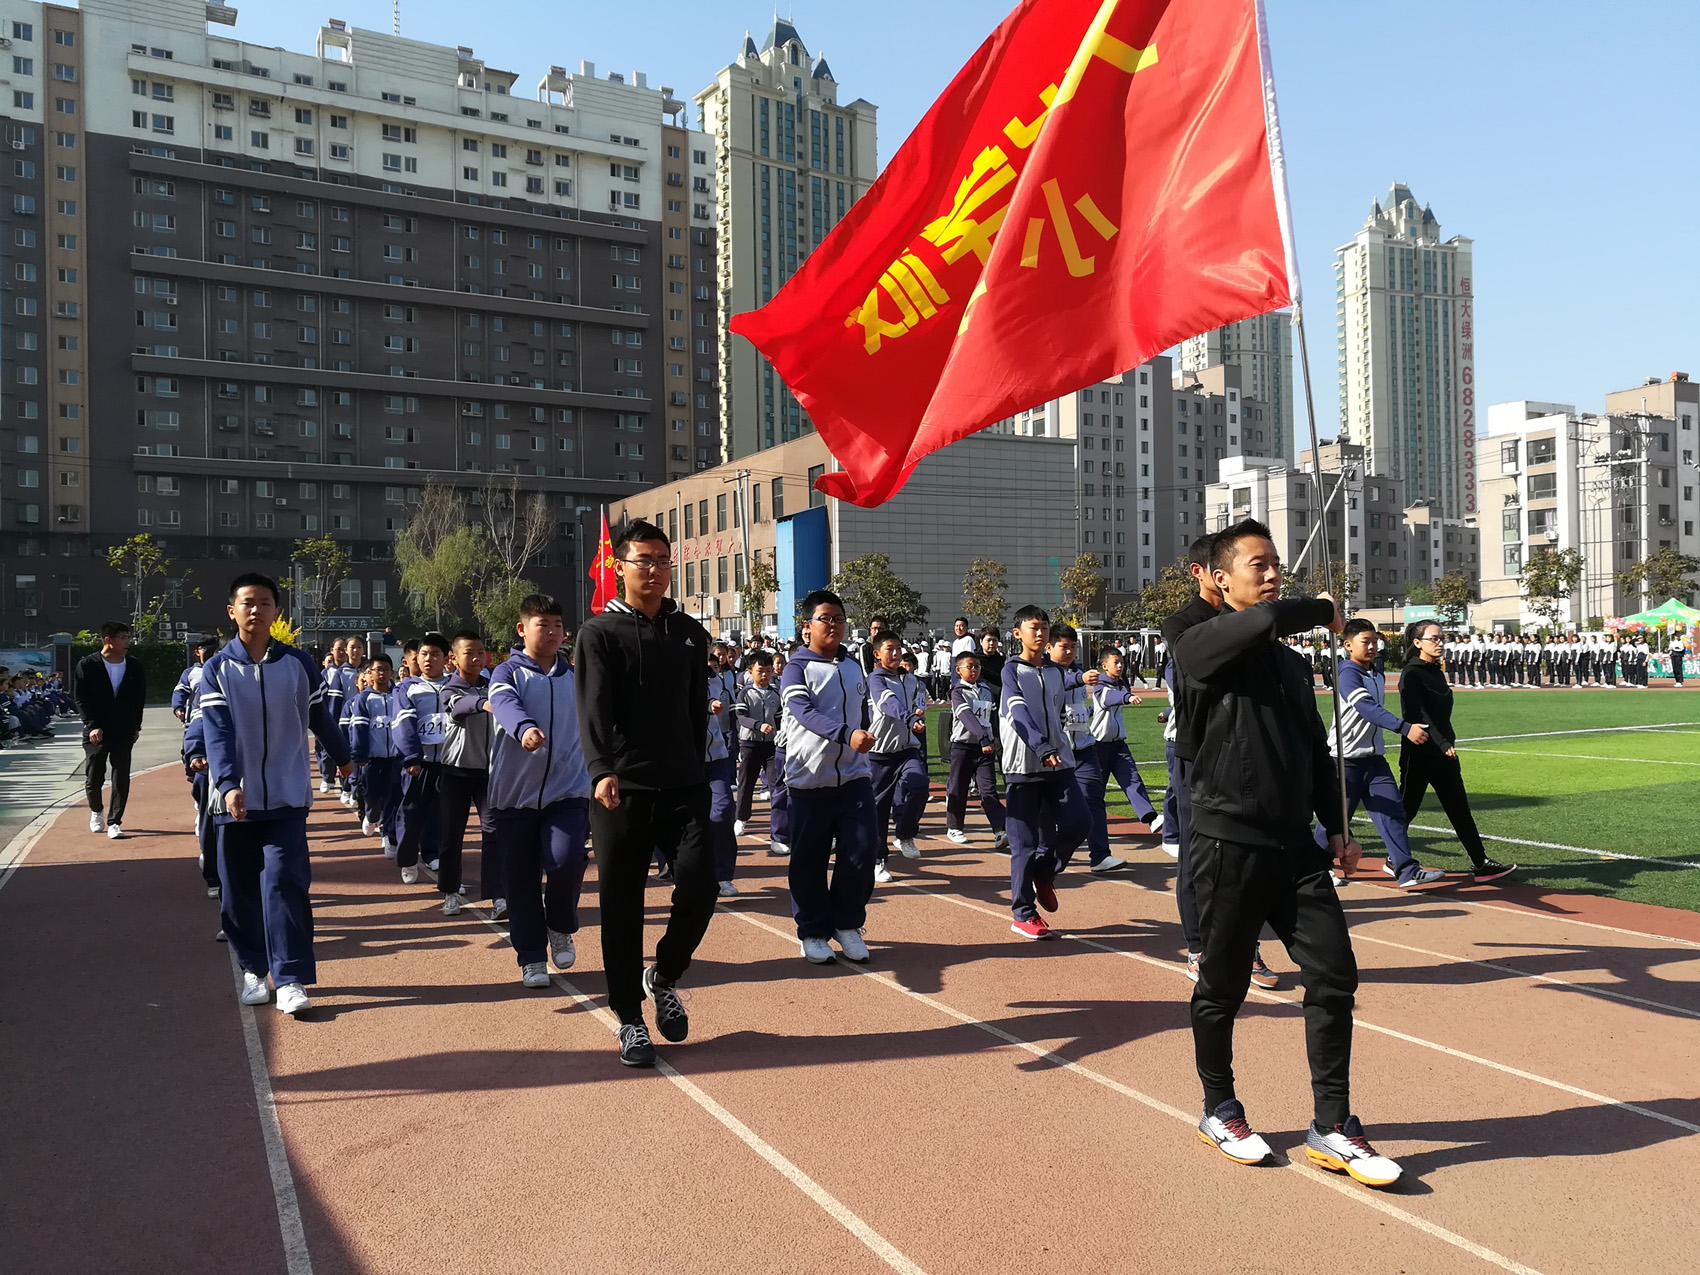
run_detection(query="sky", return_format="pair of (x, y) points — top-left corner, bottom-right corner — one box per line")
(224, 0), (1700, 460)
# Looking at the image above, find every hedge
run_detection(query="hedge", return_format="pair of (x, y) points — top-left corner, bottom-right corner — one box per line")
(70, 643), (194, 705)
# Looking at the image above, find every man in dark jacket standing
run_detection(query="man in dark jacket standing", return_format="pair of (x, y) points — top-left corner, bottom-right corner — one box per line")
(1172, 519), (1403, 1189)
(75, 621), (147, 840)
(576, 518), (716, 1067)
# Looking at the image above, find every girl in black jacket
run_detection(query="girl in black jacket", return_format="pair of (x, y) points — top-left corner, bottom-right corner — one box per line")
(1397, 621), (1515, 884)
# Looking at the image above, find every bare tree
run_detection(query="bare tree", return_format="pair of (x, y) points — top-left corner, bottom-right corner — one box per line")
(477, 472), (555, 580)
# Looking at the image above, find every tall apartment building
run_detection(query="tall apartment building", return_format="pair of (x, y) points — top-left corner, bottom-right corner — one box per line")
(1402, 500), (1481, 599)
(1178, 309), (1292, 461)
(0, 0), (719, 643)
(991, 357), (1274, 602)
(696, 20), (876, 460)
(1477, 393), (1698, 630)
(1335, 183), (1475, 519)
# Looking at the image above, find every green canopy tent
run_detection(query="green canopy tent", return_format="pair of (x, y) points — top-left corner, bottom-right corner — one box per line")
(1619, 598), (1700, 626)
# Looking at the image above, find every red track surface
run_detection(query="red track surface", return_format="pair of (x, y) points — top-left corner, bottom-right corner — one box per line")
(5, 769), (1698, 1275)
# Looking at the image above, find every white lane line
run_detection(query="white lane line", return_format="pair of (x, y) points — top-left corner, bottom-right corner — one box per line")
(1458, 747), (1700, 767)
(1434, 897), (1700, 952)
(1344, 930), (1700, 1021)
(228, 950), (315, 1275)
(898, 878), (1700, 1139)
(1454, 722), (1700, 742)
(464, 906), (928, 1275)
(1403, 824), (1700, 872)
(718, 906), (1545, 1275)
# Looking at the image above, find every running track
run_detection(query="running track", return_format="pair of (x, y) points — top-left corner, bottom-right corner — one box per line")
(4, 766), (1698, 1275)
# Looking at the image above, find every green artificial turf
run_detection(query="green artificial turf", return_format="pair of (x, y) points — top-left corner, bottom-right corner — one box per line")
(921, 688), (1700, 913)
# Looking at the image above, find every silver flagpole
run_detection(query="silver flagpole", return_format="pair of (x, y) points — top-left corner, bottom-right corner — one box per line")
(1254, 0), (1351, 841)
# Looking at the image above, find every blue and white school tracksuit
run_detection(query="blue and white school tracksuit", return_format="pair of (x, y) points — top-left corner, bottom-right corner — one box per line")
(345, 688), (402, 849)
(199, 638), (350, 988)
(781, 648), (877, 940)
(866, 667), (930, 854)
(391, 675), (451, 870)
(180, 692), (221, 893)
(318, 662), (353, 787)
(487, 650), (593, 969)
(1076, 676), (1158, 863)
(704, 668), (739, 883)
(1331, 659), (1419, 882)
(1000, 657), (1091, 922)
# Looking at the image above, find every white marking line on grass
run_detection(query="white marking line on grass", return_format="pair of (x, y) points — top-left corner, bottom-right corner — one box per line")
(894, 880), (1700, 1140)
(465, 907), (928, 1275)
(1458, 746), (1700, 767)
(1455, 722), (1700, 743)
(1403, 824), (1700, 872)
(719, 906), (1545, 1275)
(228, 950), (315, 1275)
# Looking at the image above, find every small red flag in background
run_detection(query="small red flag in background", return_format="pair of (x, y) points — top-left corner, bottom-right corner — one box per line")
(588, 508), (618, 615)
(730, 0), (1292, 508)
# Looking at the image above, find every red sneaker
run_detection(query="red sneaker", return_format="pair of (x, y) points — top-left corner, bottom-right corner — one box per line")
(1011, 916), (1053, 940)
(1035, 879), (1059, 913)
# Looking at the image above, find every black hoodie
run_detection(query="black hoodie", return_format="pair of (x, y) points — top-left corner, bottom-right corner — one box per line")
(575, 596), (710, 791)
(1171, 597), (1344, 849)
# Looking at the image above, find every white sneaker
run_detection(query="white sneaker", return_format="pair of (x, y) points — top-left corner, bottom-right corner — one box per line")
(425, 858), (439, 872)
(1305, 1116), (1403, 1186)
(400, 864), (419, 884)
(491, 897), (509, 919)
(549, 929), (576, 970)
(239, 971), (271, 1005)
(382, 837), (397, 859)
(1198, 1099), (1273, 1165)
(89, 811), (105, 833)
(442, 894), (462, 916)
(319, 779), (330, 794)
(106, 824), (125, 841)
(993, 831), (1009, 851)
(733, 819), (747, 837)
(275, 983), (311, 1016)
(769, 840), (790, 857)
(1147, 810), (1165, 836)
(1160, 841), (1180, 860)
(1089, 856), (1127, 874)
(833, 928), (870, 962)
(873, 861), (894, 884)
(361, 818), (375, 837)
(521, 962), (551, 988)
(894, 838), (920, 860)
(799, 936), (835, 964)
(717, 880), (740, 897)
(945, 828), (969, 844)
(206, 885), (221, 899)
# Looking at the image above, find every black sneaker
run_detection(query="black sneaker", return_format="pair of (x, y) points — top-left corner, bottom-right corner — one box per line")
(619, 1020), (656, 1068)
(644, 967), (689, 1042)
(1473, 858), (1517, 883)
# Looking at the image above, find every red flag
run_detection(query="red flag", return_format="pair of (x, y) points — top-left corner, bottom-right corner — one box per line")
(588, 508), (618, 615)
(730, 0), (1292, 507)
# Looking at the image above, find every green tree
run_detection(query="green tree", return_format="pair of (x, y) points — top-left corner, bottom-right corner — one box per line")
(1137, 557), (1198, 628)
(291, 534), (352, 639)
(1404, 579), (1436, 605)
(1433, 570), (1476, 625)
(106, 533), (177, 642)
(961, 558), (1008, 631)
(741, 551), (780, 633)
(1109, 599), (1143, 631)
(1519, 546), (1585, 627)
(1055, 553), (1105, 627)
(472, 576), (540, 645)
(1282, 560), (1361, 610)
(394, 483), (485, 630)
(1616, 547), (1700, 609)
(830, 553), (928, 636)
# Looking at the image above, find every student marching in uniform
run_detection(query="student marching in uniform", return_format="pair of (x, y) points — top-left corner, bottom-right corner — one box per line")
(1331, 620), (1445, 888)
(172, 640), (213, 723)
(703, 641), (741, 896)
(317, 638), (349, 796)
(1001, 605), (1099, 940)
(336, 638), (367, 805)
(437, 631), (497, 916)
(1079, 643), (1163, 874)
(391, 633), (451, 886)
(945, 651), (1008, 847)
(782, 590), (878, 965)
(866, 631), (931, 882)
(201, 573), (352, 1017)
(732, 651), (791, 857)
(179, 678), (223, 898)
(487, 596), (593, 988)
(345, 654), (403, 857)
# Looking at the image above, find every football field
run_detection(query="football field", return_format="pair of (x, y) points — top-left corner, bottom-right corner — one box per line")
(927, 686), (1699, 912)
